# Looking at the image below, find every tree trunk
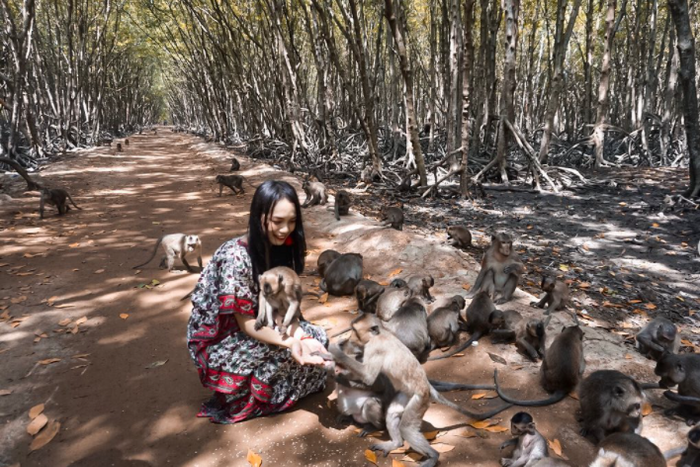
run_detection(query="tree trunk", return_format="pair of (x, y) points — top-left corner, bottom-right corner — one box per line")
(459, 0), (475, 196)
(496, 0), (520, 182)
(668, 0), (700, 197)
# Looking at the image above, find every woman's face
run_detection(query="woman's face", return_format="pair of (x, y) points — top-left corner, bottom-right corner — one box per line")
(265, 198), (297, 246)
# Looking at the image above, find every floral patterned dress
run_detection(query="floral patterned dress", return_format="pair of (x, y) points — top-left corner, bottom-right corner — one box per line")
(187, 237), (328, 424)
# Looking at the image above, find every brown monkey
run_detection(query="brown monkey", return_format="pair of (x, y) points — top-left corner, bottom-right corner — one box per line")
(490, 311), (550, 361)
(428, 295), (466, 349)
(469, 232), (525, 304)
(317, 249), (341, 278)
(132, 233), (203, 272)
(230, 157), (240, 171)
(375, 284), (413, 321)
(216, 174), (254, 196)
(320, 253), (363, 296)
(256, 266), (303, 335)
(655, 352), (700, 424)
(406, 274), (435, 303)
(636, 317), (680, 361)
(429, 291), (499, 360)
(380, 206), (404, 230)
(355, 279), (385, 314)
(673, 422), (700, 466)
(301, 179), (328, 207)
(499, 412), (550, 467)
(589, 433), (665, 467)
(381, 296), (432, 363)
(116, 142), (123, 152)
(125, 138), (130, 146)
(447, 225), (472, 248)
(579, 370), (644, 444)
(495, 325), (584, 406)
(531, 277), (569, 315)
(39, 187), (82, 219)
(329, 314), (512, 465)
(152, 128), (158, 135)
(334, 190), (351, 220)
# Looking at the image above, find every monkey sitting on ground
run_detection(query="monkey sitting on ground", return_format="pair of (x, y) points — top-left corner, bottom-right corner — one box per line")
(499, 412), (551, 467)
(391, 275), (435, 303)
(125, 138), (130, 146)
(320, 253), (363, 296)
(447, 225), (472, 248)
(381, 296), (432, 363)
(375, 284), (412, 321)
(427, 295), (466, 349)
(355, 279), (385, 314)
(317, 249), (341, 278)
(490, 310), (550, 361)
(116, 142), (123, 152)
(301, 178), (328, 207)
(334, 190), (351, 220)
(495, 325), (584, 406)
(329, 313), (512, 466)
(429, 291), (499, 360)
(230, 157), (240, 171)
(636, 317), (680, 361)
(216, 174), (254, 196)
(255, 266), (303, 335)
(655, 352), (700, 424)
(132, 233), (203, 273)
(531, 277), (569, 315)
(578, 370), (644, 444)
(380, 206), (404, 231)
(588, 433), (665, 467)
(469, 232), (525, 304)
(39, 186), (82, 219)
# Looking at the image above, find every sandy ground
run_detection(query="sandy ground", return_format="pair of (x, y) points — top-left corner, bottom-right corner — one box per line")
(0, 130), (690, 467)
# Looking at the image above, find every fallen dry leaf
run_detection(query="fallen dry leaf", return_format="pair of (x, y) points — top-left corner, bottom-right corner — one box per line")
(461, 283), (471, 291)
(484, 425), (509, 433)
(0, 389), (12, 396)
(29, 420), (60, 451)
(93, 269), (105, 274)
(10, 296), (27, 304)
(431, 443), (455, 453)
(364, 449), (378, 465)
(58, 319), (71, 326)
(392, 460), (407, 467)
(423, 430), (439, 440)
(37, 358), (61, 365)
(246, 449), (262, 467)
(47, 296), (58, 306)
(29, 403), (45, 420)
(27, 413), (48, 436)
(120, 313), (129, 320)
(69, 243), (80, 248)
(471, 393), (486, 400)
(469, 419), (495, 429)
(388, 268), (403, 277)
(642, 402), (653, 416)
(319, 293), (329, 304)
(145, 359), (168, 369)
(548, 438), (563, 457)
(488, 353), (507, 365)
(401, 452), (423, 462)
(645, 303), (657, 310)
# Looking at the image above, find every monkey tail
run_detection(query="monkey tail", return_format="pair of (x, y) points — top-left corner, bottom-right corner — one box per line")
(132, 236), (164, 269)
(429, 379), (495, 392)
(663, 390), (700, 407)
(429, 385), (512, 420)
(427, 332), (482, 361)
(493, 369), (566, 407)
(66, 193), (82, 210)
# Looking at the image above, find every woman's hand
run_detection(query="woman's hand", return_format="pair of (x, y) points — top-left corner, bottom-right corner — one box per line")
(290, 337), (332, 367)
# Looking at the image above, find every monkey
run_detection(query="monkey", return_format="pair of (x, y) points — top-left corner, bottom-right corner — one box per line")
(317, 249), (341, 278)
(301, 179), (328, 208)
(427, 295), (466, 349)
(380, 206), (404, 231)
(531, 277), (569, 315)
(469, 232), (525, 304)
(672, 422), (700, 466)
(39, 186), (82, 219)
(116, 143), (123, 152)
(103, 139), (112, 147)
(152, 128), (158, 135)
(334, 190), (351, 220)
(375, 284), (413, 321)
(230, 157), (240, 171)
(381, 296), (432, 363)
(499, 412), (550, 467)
(405, 274), (435, 303)
(447, 225), (472, 248)
(578, 370), (644, 444)
(328, 313), (512, 466)
(429, 291), (499, 361)
(495, 325), (584, 407)
(655, 352), (700, 424)
(355, 279), (385, 314)
(125, 138), (130, 146)
(588, 433), (665, 467)
(132, 233), (203, 273)
(255, 266), (303, 335)
(636, 317), (680, 361)
(388, 278), (408, 289)
(319, 253), (363, 296)
(490, 311), (551, 362)
(216, 174), (255, 196)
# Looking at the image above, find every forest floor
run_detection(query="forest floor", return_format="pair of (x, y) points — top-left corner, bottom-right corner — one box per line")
(0, 130), (699, 467)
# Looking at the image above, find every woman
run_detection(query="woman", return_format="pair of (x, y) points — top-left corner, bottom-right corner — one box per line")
(187, 180), (329, 424)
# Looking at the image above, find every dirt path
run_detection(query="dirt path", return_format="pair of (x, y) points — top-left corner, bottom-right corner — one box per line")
(0, 131), (690, 467)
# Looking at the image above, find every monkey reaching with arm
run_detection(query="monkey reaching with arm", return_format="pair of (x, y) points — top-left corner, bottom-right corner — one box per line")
(469, 232), (525, 304)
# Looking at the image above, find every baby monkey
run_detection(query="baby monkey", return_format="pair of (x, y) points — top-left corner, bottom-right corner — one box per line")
(116, 143), (123, 152)
(531, 277), (569, 315)
(301, 179), (328, 207)
(380, 206), (404, 231)
(446, 225), (472, 248)
(132, 233), (202, 272)
(229, 157), (240, 171)
(636, 317), (679, 361)
(334, 190), (351, 220)
(125, 138), (130, 146)
(500, 412), (550, 467)
(39, 187), (82, 219)
(256, 266), (303, 335)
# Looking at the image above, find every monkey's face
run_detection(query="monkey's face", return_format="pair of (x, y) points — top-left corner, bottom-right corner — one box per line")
(185, 236), (199, 252)
(527, 320), (545, 339)
(541, 277), (556, 291)
(351, 315), (381, 345)
(260, 273), (283, 297)
(510, 422), (534, 436)
(658, 324), (677, 343)
(688, 425), (700, 448)
(655, 355), (684, 387)
(611, 382), (643, 418)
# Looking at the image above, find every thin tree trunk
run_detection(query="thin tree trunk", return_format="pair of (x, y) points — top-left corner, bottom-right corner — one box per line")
(459, 0), (475, 196)
(496, 0), (520, 182)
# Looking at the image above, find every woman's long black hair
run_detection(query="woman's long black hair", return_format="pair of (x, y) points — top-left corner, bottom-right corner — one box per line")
(247, 180), (306, 289)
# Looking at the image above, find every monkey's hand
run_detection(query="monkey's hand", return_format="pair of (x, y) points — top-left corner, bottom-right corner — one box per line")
(500, 459), (513, 467)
